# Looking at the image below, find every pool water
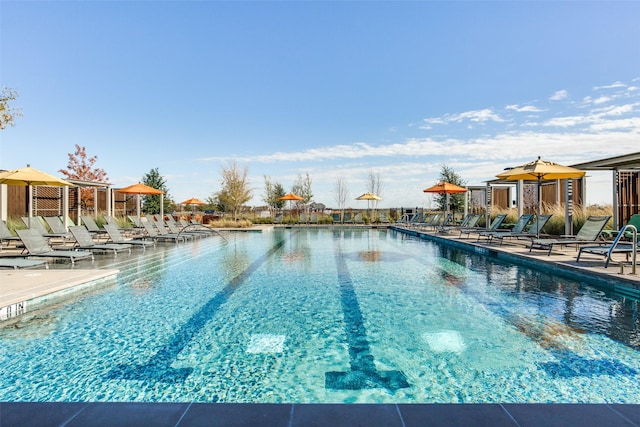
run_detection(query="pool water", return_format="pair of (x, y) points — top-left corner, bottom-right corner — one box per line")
(1, 228), (639, 403)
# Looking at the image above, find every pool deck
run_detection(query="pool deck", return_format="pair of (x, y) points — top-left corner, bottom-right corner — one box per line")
(1, 224), (639, 426)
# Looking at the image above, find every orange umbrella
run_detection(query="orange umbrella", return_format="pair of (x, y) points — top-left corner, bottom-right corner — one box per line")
(180, 197), (205, 205)
(423, 182), (467, 217)
(117, 183), (164, 195)
(423, 182), (468, 194)
(180, 197), (206, 215)
(116, 183), (164, 222)
(277, 193), (304, 222)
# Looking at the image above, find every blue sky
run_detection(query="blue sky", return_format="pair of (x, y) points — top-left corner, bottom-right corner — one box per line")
(1, 1), (639, 209)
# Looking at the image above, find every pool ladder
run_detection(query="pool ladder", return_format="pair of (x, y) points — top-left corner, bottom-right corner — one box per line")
(612, 224), (637, 275)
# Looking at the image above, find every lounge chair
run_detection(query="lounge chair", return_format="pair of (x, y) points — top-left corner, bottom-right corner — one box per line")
(163, 220), (201, 239)
(529, 215), (611, 255)
(103, 223), (155, 250)
(0, 258), (49, 269)
(23, 216), (72, 241)
(343, 213), (353, 224)
(439, 214), (481, 233)
(69, 226), (132, 255)
(478, 214), (533, 242)
(601, 214), (640, 240)
(460, 214), (507, 239)
(140, 219), (186, 243)
(273, 214), (284, 224)
(486, 214), (552, 245)
(0, 220), (21, 250)
(80, 215), (109, 237)
(15, 228), (94, 265)
(354, 213), (364, 224)
(577, 225), (639, 268)
(309, 213), (319, 224)
(331, 213), (342, 224)
(378, 213), (391, 224)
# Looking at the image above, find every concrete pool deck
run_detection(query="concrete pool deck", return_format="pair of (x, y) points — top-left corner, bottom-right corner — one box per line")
(1, 225), (639, 426)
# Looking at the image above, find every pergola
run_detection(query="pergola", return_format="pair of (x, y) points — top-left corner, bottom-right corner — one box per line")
(571, 152), (640, 230)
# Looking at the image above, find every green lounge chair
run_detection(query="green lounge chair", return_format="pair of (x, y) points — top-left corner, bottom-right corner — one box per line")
(439, 214), (482, 233)
(459, 214), (507, 239)
(16, 228), (94, 265)
(601, 214), (640, 240)
(488, 214), (552, 245)
(478, 214), (533, 242)
(529, 215), (611, 255)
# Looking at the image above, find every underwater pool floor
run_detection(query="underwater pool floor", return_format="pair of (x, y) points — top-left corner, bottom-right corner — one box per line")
(1, 226), (640, 424)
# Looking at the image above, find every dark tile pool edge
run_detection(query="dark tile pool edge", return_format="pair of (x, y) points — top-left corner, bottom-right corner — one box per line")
(392, 226), (640, 298)
(2, 402), (639, 427)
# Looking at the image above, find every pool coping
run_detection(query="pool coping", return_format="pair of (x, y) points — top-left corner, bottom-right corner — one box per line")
(1, 402), (639, 426)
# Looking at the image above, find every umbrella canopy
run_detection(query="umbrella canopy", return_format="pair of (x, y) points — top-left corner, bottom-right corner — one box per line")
(496, 156), (586, 182)
(116, 183), (164, 195)
(180, 197), (205, 206)
(423, 182), (468, 194)
(277, 193), (304, 201)
(423, 182), (467, 218)
(116, 183), (164, 223)
(0, 166), (72, 187)
(0, 166), (73, 227)
(496, 156), (586, 236)
(355, 192), (382, 201)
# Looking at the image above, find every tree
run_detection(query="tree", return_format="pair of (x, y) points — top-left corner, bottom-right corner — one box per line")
(141, 168), (169, 214)
(59, 145), (108, 211)
(334, 177), (350, 220)
(291, 172), (313, 206)
(0, 87), (22, 130)
(217, 162), (252, 220)
(437, 165), (467, 212)
(366, 170), (383, 212)
(263, 175), (285, 213)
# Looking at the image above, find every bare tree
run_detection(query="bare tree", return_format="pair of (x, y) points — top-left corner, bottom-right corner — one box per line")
(366, 170), (383, 212)
(334, 177), (350, 221)
(217, 162), (252, 221)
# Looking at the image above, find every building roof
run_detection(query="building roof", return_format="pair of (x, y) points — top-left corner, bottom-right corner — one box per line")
(570, 152), (640, 171)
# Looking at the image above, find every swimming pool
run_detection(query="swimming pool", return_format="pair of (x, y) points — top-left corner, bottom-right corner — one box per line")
(1, 228), (639, 403)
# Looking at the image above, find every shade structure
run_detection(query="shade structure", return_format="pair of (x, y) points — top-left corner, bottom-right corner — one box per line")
(0, 166), (73, 227)
(356, 192), (382, 222)
(277, 193), (304, 223)
(116, 183), (165, 223)
(423, 182), (467, 218)
(496, 156), (586, 236)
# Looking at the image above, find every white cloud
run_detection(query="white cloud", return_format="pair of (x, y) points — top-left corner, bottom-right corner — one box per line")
(593, 96), (612, 105)
(594, 81), (626, 90)
(550, 90), (568, 101)
(505, 104), (544, 113)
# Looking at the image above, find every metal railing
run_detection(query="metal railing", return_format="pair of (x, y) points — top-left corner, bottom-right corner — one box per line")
(611, 224), (637, 275)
